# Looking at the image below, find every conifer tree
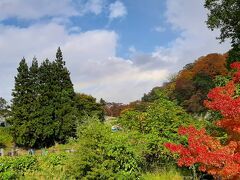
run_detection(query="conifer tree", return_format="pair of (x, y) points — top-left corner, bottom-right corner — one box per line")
(34, 48), (76, 146)
(51, 47), (76, 143)
(10, 58), (33, 146)
(10, 48), (92, 148)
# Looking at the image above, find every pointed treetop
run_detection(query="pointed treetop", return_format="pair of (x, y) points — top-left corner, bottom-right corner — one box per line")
(29, 57), (39, 76)
(18, 58), (28, 72)
(56, 47), (64, 64)
(31, 57), (38, 66)
(20, 57), (26, 64)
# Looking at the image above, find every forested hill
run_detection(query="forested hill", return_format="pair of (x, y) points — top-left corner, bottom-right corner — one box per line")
(143, 53), (228, 114)
(104, 53), (228, 117)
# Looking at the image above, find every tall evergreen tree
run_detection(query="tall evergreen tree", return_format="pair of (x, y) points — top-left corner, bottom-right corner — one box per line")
(29, 57), (39, 98)
(9, 58), (33, 146)
(37, 59), (57, 147)
(35, 48), (76, 146)
(52, 47), (76, 142)
(10, 49), (77, 148)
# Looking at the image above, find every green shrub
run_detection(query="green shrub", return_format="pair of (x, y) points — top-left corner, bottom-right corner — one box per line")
(118, 98), (203, 170)
(119, 98), (199, 136)
(0, 155), (37, 178)
(0, 171), (17, 180)
(43, 153), (67, 166)
(23, 153), (70, 179)
(66, 120), (143, 179)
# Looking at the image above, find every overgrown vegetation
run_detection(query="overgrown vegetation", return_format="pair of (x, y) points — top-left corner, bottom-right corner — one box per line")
(0, 0), (240, 179)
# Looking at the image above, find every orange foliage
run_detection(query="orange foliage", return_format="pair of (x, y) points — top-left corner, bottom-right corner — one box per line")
(177, 53), (227, 82)
(173, 53), (227, 113)
(192, 53), (228, 78)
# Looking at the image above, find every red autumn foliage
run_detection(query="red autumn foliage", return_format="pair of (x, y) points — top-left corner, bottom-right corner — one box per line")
(165, 62), (240, 179)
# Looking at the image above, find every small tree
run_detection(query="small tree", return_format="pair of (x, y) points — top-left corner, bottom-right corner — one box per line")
(74, 93), (104, 122)
(165, 62), (240, 179)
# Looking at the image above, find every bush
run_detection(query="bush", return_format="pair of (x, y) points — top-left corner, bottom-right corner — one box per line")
(118, 98), (204, 170)
(66, 120), (143, 179)
(0, 156), (37, 178)
(23, 153), (70, 179)
(118, 98), (200, 136)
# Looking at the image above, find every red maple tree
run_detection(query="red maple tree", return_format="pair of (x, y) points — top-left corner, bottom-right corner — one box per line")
(165, 62), (240, 179)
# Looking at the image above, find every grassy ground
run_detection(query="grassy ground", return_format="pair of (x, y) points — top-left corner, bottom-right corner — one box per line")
(142, 168), (186, 180)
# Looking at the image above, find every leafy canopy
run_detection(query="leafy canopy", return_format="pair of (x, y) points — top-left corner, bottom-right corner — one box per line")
(205, 0), (240, 45)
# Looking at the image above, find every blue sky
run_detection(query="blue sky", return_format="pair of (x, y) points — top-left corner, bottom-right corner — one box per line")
(0, 0), (230, 103)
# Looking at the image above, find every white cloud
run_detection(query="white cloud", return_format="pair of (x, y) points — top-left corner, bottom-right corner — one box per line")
(146, 0), (231, 71)
(109, 1), (127, 20)
(82, 0), (104, 15)
(151, 47), (177, 63)
(0, 0), (78, 20)
(0, 0), (107, 21)
(0, 0), (232, 104)
(0, 23), (168, 103)
(68, 26), (81, 33)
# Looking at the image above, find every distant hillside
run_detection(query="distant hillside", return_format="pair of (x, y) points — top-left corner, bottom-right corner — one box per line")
(142, 53), (228, 114)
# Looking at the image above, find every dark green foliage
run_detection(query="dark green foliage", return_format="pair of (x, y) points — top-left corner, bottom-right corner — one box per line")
(11, 58), (30, 104)
(10, 48), (76, 148)
(142, 87), (162, 102)
(66, 119), (143, 179)
(193, 73), (213, 92)
(181, 73), (214, 113)
(226, 45), (240, 69)
(36, 48), (76, 145)
(74, 93), (104, 122)
(100, 98), (106, 105)
(10, 58), (33, 146)
(204, 0), (240, 45)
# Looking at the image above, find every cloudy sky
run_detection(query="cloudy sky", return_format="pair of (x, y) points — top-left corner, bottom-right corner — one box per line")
(0, 0), (231, 103)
